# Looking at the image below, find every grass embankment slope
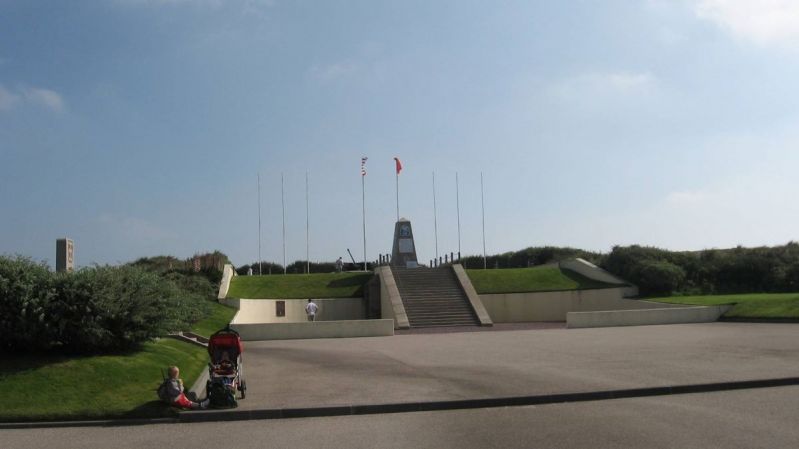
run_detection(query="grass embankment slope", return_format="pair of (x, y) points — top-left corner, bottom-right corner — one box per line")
(225, 267), (621, 298)
(191, 301), (239, 337)
(649, 293), (799, 319)
(1, 302), (237, 422)
(227, 272), (372, 298)
(466, 266), (622, 294)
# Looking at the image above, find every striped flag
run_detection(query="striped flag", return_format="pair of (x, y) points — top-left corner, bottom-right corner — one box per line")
(361, 156), (368, 176)
(394, 157), (402, 174)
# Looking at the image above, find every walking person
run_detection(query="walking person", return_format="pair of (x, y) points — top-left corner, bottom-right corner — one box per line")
(335, 257), (343, 273)
(305, 298), (319, 322)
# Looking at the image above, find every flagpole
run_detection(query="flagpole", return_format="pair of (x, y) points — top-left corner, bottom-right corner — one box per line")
(306, 171), (310, 275)
(433, 171), (438, 262)
(281, 172), (286, 275)
(258, 173), (262, 276)
(362, 170), (367, 272)
(396, 169), (399, 222)
(481, 171), (486, 270)
(456, 171), (461, 258)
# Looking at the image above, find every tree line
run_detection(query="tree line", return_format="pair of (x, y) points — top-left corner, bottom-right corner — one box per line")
(461, 243), (799, 296)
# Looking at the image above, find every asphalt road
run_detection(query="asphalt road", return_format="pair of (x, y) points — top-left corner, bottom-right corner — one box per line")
(3, 386), (798, 449)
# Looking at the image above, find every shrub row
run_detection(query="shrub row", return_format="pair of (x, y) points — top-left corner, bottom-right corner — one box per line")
(601, 243), (799, 296)
(0, 255), (211, 353)
(236, 260), (374, 275)
(455, 242), (799, 297)
(460, 246), (602, 270)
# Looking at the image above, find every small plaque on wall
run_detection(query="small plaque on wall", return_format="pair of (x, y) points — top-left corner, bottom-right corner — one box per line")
(276, 300), (285, 317)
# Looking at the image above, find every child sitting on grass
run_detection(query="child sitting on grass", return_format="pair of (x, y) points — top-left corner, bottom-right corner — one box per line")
(160, 366), (209, 410)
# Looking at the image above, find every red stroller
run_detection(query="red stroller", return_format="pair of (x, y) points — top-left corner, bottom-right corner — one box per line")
(206, 327), (247, 408)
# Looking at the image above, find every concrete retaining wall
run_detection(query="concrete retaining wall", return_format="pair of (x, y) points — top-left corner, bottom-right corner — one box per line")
(231, 319), (395, 341)
(567, 305), (732, 329)
(452, 264), (493, 326)
(480, 288), (683, 322)
(376, 266), (409, 329)
(217, 264), (236, 300)
(231, 298), (364, 324)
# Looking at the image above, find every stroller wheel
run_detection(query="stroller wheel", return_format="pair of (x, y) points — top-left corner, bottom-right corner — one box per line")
(240, 380), (247, 399)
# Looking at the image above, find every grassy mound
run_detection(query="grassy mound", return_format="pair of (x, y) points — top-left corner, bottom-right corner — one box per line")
(227, 272), (372, 299)
(0, 301), (238, 422)
(466, 266), (621, 294)
(191, 301), (238, 337)
(649, 293), (799, 319)
(0, 339), (207, 422)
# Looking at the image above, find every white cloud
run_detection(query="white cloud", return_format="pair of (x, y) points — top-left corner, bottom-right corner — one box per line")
(0, 84), (65, 113)
(604, 72), (656, 92)
(547, 71), (658, 103)
(307, 61), (361, 83)
(664, 189), (713, 206)
(114, 0), (274, 8)
(692, 0), (799, 45)
(0, 85), (20, 110)
(22, 87), (65, 112)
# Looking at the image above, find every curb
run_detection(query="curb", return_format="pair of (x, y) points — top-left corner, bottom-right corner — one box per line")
(178, 376), (799, 423)
(189, 366), (210, 400)
(4, 376), (799, 429)
(0, 417), (178, 430)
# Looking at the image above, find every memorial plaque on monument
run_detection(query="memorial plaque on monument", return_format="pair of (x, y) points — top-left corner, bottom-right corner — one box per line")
(391, 218), (419, 268)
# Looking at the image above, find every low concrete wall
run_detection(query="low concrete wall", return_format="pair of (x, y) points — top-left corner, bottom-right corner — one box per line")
(480, 288), (683, 322)
(217, 264), (236, 300)
(559, 258), (638, 297)
(376, 266), (409, 329)
(452, 264), (492, 326)
(231, 319), (395, 341)
(232, 298), (364, 324)
(567, 305), (733, 329)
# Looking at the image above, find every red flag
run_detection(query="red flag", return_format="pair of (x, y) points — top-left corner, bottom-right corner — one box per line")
(394, 157), (402, 174)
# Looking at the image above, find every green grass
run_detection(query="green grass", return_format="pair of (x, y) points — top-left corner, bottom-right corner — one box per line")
(0, 299), (239, 423)
(648, 293), (799, 319)
(190, 301), (238, 337)
(0, 339), (208, 422)
(227, 272), (373, 299)
(466, 266), (621, 294)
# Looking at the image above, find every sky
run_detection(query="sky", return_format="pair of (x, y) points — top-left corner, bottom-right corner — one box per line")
(2, 0), (799, 269)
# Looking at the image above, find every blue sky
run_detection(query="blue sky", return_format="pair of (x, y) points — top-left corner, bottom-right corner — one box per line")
(2, 0), (799, 268)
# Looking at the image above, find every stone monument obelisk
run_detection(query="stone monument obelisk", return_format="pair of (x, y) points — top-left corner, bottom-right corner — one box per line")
(391, 218), (419, 268)
(56, 238), (74, 272)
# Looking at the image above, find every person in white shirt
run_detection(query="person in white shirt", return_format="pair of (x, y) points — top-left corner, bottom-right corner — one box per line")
(305, 299), (319, 322)
(335, 257), (343, 273)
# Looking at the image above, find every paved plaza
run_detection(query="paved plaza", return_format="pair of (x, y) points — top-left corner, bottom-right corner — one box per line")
(5, 322), (799, 448)
(226, 322), (799, 411)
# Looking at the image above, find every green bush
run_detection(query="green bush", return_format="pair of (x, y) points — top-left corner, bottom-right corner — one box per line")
(0, 256), (212, 354)
(460, 246), (601, 269)
(634, 260), (686, 296)
(0, 256), (55, 352)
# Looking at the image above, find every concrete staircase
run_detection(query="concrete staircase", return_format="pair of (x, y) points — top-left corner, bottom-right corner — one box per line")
(392, 266), (479, 328)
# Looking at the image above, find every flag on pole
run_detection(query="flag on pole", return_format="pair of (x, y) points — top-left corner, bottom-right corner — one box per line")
(394, 157), (402, 174)
(361, 156), (368, 176)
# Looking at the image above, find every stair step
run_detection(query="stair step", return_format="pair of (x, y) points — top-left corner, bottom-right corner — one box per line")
(392, 266), (479, 328)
